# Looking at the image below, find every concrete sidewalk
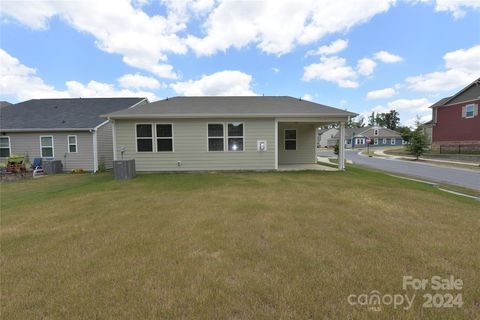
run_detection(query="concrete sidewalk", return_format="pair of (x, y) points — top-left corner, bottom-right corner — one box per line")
(374, 149), (479, 167)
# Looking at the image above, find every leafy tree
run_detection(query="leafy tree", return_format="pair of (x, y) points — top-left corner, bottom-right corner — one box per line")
(397, 126), (412, 142)
(380, 110), (400, 130)
(371, 110), (400, 129)
(334, 143), (339, 155)
(347, 116), (365, 128)
(407, 119), (428, 160)
(368, 112), (376, 126)
(375, 113), (386, 127)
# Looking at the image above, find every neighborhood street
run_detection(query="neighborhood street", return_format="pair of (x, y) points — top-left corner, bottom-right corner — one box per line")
(319, 150), (480, 190)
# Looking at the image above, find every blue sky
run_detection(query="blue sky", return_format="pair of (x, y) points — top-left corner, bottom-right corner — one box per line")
(1, 0), (479, 126)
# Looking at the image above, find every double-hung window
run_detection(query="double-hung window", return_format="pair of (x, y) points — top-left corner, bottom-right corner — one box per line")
(156, 124), (173, 152)
(285, 129), (297, 150)
(391, 138), (396, 145)
(382, 138), (387, 144)
(40, 136), (54, 157)
(136, 124), (153, 152)
(465, 104), (475, 118)
(208, 124), (224, 152)
(0, 136), (11, 157)
(374, 129), (379, 136)
(227, 123), (244, 151)
(374, 138), (379, 145)
(68, 135), (77, 153)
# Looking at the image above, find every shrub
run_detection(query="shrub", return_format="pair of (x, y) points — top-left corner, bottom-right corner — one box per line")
(71, 168), (85, 174)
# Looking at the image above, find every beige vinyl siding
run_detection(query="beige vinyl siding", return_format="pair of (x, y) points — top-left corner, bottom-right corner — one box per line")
(96, 122), (114, 169)
(278, 122), (316, 165)
(114, 118), (276, 171)
(3, 131), (94, 171)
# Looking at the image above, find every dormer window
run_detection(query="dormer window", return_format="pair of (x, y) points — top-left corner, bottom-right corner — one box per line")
(374, 129), (379, 136)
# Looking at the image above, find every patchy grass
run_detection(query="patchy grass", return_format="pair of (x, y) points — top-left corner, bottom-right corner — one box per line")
(1, 168), (479, 319)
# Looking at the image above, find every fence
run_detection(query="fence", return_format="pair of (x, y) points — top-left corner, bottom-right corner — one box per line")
(439, 144), (480, 154)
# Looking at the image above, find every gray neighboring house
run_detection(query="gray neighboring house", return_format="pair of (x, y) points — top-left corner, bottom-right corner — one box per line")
(329, 126), (404, 148)
(0, 97), (147, 171)
(105, 96), (357, 171)
(420, 120), (433, 145)
(317, 128), (338, 147)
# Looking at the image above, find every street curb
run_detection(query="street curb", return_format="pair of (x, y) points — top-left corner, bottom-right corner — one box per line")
(388, 174), (479, 201)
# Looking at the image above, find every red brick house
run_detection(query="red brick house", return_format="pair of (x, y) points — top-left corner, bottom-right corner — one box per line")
(430, 78), (480, 153)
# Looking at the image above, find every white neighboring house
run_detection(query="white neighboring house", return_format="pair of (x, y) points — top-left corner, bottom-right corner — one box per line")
(317, 128), (339, 147)
(0, 97), (147, 171)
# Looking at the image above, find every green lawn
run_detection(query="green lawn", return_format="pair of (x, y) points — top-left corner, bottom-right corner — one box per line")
(1, 167), (479, 319)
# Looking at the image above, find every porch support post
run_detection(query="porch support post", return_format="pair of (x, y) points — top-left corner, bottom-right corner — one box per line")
(338, 122), (345, 170)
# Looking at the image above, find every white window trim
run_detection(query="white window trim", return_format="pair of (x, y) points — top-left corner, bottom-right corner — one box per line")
(135, 123), (154, 153)
(39, 135), (55, 158)
(155, 123), (174, 152)
(67, 135), (78, 153)
(382, 138), (387, 144)
(0, 136), (11, 158)
(207, 122), (225, 152)
(391, 138), (396, 145)
(373, 138), (379, 145)
(374, 129), (379, 136)
(284, 128), (297, 151)
(465, 104), (475, 118)
(356, 138), (365, 145)
(227, 122), (245, 152)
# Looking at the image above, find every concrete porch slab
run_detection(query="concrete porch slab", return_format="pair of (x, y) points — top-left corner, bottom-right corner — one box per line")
(278, 164), (338, 171)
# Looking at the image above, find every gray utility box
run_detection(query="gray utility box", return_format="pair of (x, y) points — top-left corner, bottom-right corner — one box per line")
(113, 159), (136, 180)
(43, 160), (63, 174)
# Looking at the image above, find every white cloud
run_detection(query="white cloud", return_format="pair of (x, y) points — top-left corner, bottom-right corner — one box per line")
(306, 39), (348, 56)
(0, 49), (67, 101)
(372, 98), (432, 114)
(405, 45), (480, 92)
(373, 50), (403, 63)
(272, 67), (280, 73)
(302, 56), (358, 88)
(302, 94), (314, 101)
(170, 70), (257, 96)
(356, 58), (377, 76)
(0, 0), (186, 78)
(187, 0), (394, 56)
(0, 49), (157, 102)
(65, 80), (158, 101)
(118, 73), (162, 89)
(0, 0), (400, 79)
(366, 87), (397, 99)
(411, 0), (480, 18)
(404, 114), (432, 128)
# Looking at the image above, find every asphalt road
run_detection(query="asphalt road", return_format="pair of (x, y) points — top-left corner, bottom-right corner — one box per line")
(319, 150), (480, 190)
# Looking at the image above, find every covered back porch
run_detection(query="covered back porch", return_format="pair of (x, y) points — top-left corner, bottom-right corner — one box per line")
(275, 118), (347, 171)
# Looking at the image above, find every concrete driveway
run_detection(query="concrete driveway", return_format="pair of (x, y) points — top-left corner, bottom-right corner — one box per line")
(318, 149), (480, 190)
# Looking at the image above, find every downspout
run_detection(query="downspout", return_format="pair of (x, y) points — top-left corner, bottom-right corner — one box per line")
(274, 118), (278, 170)
(92, 129), (98, 172)
(111, 118), (117, 161)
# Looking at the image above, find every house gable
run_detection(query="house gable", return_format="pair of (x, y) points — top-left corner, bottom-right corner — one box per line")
(445, 81), (480, 106)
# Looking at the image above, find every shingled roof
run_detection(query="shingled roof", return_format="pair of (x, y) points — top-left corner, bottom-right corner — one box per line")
(105, 96), (357, 119)
(0, 98), (145, 131)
